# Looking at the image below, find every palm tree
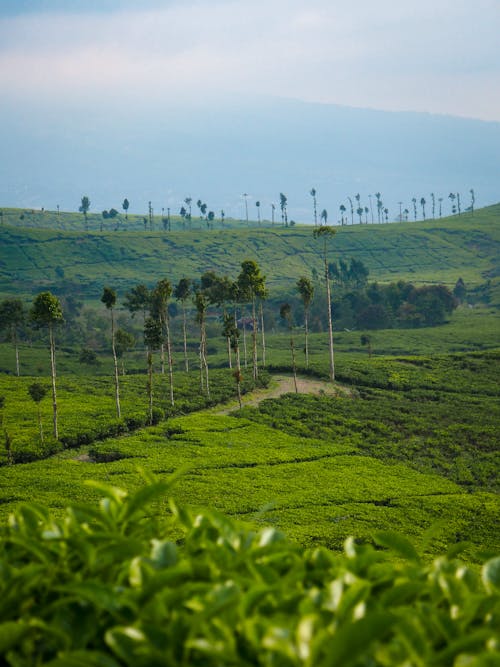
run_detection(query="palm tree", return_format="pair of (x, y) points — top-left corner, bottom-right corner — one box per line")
(255, 201), (261, 225)
(174, 278), (191, 372)
(448, 192), (456, 214)
(470, 189), (475, 215)
(280, 303), (298, 393)
(375, 193), (382, 223)
(296, 277), (314, 368)
(310, 188), (318, 226)
(412, 198), (417, 221)
(438, 197), (443, 218)
(313, 226), (336, 381)
(30, 292), (63, 439)
(420, 197), (426, 220)
(430, 193), (435, 219)
(101, 287), (121, 418)
(456, 193), (461, 215)
(279, 193), (288, 226)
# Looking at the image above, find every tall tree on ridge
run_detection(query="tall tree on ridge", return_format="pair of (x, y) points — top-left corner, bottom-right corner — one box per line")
(470, 188), (475, 215)
(412, 197), (417, 221)
(313, 226), (336, 382)
(174, 278), (192, 372)
(296, 276), (314, 368)
(79, 196), (90, 231)
(430, 193), (435, 219)
(339, 204), (346, 225)
(456, 193), (461, 215)
(30, 292), (63, 439)
(0, 298), (26, 376)
(122, 198), (129, 221)
(320, 209), (328, 225)
(375, 193), (382, 223)
(438, 197), (443, 218)
(310, 188), (318, 226)
(420, 197), (426, 220)
(347, 196), (354, 225)
(279, 193), (288, 226)
(255, 201), (261, 225)
(101, 287), (121, 418)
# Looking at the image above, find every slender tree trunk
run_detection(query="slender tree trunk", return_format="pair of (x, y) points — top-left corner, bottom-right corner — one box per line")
(227, 336), (232, 368)
(251, 297), (258, 381)
(242, 317), (248, 368)
(182, 302), (189, 372)
(259, 302), (266, 367)
(200, 317), (210, 398)
(38, 406), (44, 444)
(110, 307), (121, 418)
(160, 344), (165, 375)
(13, 328), (20, 377)
(48, 323), (58, 439)
(147, 350), (154, 425)
(324, 255), (335, 382)
(304, 305), (310, 369)
(165, 314), (174, 406)
(235, 344), (242, 408)
(290, 335), (298, 393)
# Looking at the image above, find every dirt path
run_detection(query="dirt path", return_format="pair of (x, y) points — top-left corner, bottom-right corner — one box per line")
(215, 374), (350, 415)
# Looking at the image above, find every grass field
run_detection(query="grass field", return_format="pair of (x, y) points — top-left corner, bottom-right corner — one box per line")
(1, 204), (499, 302)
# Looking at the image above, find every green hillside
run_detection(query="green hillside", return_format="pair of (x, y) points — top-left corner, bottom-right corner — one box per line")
(1, 204), (499, 301)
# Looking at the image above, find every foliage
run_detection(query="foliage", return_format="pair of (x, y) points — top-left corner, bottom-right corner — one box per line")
(0, 480), (498, 665)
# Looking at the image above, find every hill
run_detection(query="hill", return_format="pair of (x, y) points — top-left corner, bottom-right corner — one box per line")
(1, 204), (499, 302)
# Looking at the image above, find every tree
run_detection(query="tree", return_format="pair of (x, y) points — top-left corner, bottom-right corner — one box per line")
(456, 193), (461, 215)
(449, 192), (456, 215)
(194, 290), (210, 397)
(470, 189), (475, 215)
(30, 292), (63, 439)
(279, 193), (288, 226)
(123, 284), (150, 323)
(237, 260), (266, 382)
(280, 303), (298, 393)
(453, 277), (466, 303)
(101, 287), (121, 418)
(310, 188), (318, 226)
(412, 198), (417, 221)
(144, 316), (163, 425)
(320, 209), (328, 225)
(438, 197), (443, 218)
(296, 277), (314, 368)
(174, 278), (191, 372)
(28, 382), (48, 445)
(356, 206), (363, 225)
(360, 334), (372, 358)
(375, 193), (382, 224)
(339, 204), (346, 225)
(0, 298), (26, 376)
(313, 226), (336, 381)
(151, 279), (175, 407)
(222, 313), (242, 408)
(255, 201), (261, 225)
(420, 197), (426, 221)
(430, 193), (435, 219)
(347, 196), (354, 225)
(122, 198), (129, 221)
(201, 271), (234, 368)
(115, 328), (135, 375)
(79, 196), (90, 231)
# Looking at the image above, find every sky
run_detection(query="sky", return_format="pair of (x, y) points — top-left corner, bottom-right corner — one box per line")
(1, 0), (499, 121)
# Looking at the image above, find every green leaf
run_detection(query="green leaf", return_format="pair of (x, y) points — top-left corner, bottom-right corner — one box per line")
(105, 626), (146, 662)
(0, 621), (29, 653)
(46, 650), (122, 667)
(119, 481), (172, 522)
(374, 531), (420, 563)
(482, 557), (500, 593)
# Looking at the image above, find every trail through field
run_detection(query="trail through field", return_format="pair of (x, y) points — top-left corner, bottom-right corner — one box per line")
(215, 374), (350, 414)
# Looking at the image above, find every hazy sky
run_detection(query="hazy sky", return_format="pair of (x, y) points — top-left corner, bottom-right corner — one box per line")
(1, 0), (499, 121)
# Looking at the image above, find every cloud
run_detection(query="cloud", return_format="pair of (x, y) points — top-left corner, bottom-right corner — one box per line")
(0, 0), (499, 120)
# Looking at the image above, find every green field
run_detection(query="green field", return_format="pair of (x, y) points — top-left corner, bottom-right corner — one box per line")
(1, 204), (499, 302)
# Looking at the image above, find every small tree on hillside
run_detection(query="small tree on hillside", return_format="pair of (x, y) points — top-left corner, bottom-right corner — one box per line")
(122, 198), (129, 221)
(30, 292), (63, 439)
(150, 279), (175, 407)
(144, 316), (163, 425)
(296, 276), (314, 368)
(79, 196), (90, 230)
(115, 328), (135, 375)
(313, 226), (336, 382)
(0, 298), (26, 376)
(194, 290), (210, 397)
(101, 287), (121, 418)
(174, 278), (192, 372)
(310, 188), (318, 226)
(28, 382), (48, 444)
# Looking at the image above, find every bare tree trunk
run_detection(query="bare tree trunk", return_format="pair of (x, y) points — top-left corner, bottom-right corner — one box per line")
(304, 305), (310, 369)
(290, 336), (298, 393)
(242, 315), (248, 368)
(165, 314), (174, 406)
(259, 302), (266, 367)
(324, 257), (335, 382)
(147, 350), (154, 425)
(160, 344), (165, 375)
(110, 307), (121, 418)
(48, 323), (58, 439)
(251, 297), (258, 381)
(200, 319), (210, 398)
(235, 344), (242, 408)
(38, 406), (44, 444)
(182, 302), (189, 372)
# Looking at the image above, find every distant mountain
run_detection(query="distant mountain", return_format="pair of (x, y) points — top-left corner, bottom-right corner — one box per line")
(1, 96), (499, 222)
